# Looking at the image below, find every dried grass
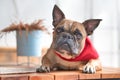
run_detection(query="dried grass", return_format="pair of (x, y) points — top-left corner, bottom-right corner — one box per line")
(0, 20), (49, 38)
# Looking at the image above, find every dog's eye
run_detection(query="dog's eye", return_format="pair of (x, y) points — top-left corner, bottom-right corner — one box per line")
(56, 27), (64, 33)
(74, 29), (82, 39)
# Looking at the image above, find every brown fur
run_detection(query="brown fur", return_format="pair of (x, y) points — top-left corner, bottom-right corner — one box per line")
(37, 5), (102, 73)
(42, 19), (102, 71)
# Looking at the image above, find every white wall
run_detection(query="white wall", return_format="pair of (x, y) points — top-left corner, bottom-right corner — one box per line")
(92, 0), (120, 67)
(0, 0), (120, 67)
(0, 0), (55, 47)
(56, 0), (120, 67)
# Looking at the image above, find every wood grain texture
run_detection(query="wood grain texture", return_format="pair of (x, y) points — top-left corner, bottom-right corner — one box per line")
(0, 47), (16, 53)
(1, 75), (28, 80)
(101, 67), (120, 79)
(0, 47), (47, 66)
(0, 67), (120, 80)
(79, 73), (101, 79)
(50, 71), (79, 80)
(29, 73), (54, 80)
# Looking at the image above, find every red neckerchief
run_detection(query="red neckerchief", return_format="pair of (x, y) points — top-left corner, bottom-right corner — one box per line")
(55, 37), (99, 61)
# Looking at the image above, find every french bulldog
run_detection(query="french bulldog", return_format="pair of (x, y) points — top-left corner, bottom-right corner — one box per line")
(37, 5), (102, 73)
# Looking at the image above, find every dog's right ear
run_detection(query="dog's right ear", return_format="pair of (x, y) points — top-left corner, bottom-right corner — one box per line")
(52, 5), (65, 27)
(82, 19), (102, 35)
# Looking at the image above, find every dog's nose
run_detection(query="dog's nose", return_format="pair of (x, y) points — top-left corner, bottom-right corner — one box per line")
(62, 34), (73, 39)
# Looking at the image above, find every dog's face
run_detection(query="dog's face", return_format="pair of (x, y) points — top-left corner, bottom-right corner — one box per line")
(52, 5), (101, 59)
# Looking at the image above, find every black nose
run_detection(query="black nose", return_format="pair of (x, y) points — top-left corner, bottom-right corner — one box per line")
(62, 33), (73, 39)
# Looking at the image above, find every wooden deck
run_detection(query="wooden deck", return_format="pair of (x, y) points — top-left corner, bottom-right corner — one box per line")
(0, 67), (120, 80)
(0, 47), (120, 79)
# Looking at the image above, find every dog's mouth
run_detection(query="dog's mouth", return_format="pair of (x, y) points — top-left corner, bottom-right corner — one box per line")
(56, 43), (73, 55)
(55, 42), (73, 55)
(55, 43), (75, 59)
(60, 43), (71, 52)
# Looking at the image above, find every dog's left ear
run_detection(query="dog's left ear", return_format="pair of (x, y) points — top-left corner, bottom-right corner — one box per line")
(52, 5), (65, 27)
(82, 19), (102, 35)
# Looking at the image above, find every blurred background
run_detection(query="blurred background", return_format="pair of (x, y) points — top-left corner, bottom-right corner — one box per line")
(0, 0), (120, 67)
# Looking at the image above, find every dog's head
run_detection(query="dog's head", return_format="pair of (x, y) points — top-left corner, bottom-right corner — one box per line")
(52, 5), (101, 59)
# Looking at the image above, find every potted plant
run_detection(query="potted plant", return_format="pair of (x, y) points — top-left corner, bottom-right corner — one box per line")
(0, 20), (49, 66)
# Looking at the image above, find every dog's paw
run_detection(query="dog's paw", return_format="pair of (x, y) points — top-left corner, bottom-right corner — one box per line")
(36, 65), (50, 72)
(83, 63), (96, 74)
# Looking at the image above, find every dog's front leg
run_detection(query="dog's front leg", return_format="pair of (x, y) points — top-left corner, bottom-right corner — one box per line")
(37, 56), (52, 72)
(82, 59), (102, 73)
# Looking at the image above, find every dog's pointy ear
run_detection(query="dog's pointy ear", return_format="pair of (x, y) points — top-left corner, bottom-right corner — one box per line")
(82, 19), (102, 35)
(52, 5), (65, 27)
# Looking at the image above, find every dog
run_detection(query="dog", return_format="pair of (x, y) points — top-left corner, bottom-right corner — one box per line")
(37, 5), (102, 74)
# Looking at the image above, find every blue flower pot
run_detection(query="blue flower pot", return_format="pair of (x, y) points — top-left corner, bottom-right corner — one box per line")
(16, 30), (43, 56)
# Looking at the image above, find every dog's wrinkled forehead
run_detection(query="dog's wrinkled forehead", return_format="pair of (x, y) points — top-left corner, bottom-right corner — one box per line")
(53, 5), (102, 36)
(56, 19), (87, 37)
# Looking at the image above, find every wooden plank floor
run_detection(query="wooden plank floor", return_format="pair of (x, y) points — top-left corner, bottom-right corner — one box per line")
(0, 67), (120, 80)
(0, 48), (120, 79)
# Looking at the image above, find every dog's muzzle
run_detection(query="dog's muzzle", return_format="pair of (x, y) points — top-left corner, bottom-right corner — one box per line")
(54, 33), (79, 55)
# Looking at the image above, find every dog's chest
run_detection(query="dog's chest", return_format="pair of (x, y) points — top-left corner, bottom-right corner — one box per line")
(55, 55), (85, 69)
